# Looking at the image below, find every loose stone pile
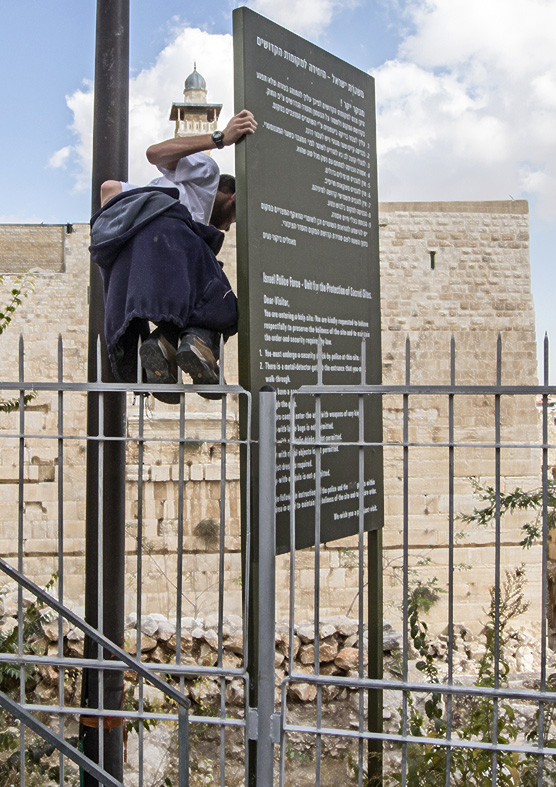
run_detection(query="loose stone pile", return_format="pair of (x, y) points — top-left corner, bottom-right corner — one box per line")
(0, 596), (402, 707)
(1, 593), (550, 714)
(424, 622), (546, 675)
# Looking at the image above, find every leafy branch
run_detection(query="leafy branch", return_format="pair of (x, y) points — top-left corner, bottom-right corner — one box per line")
(0, 273), (37, 413)
(459, 476), (556, 548)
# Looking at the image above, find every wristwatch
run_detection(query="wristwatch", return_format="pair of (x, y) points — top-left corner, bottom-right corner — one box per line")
(211, 130), (225, 149)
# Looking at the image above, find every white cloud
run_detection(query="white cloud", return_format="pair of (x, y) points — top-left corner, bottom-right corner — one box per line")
(47, 146), (71, 169)
(127, 28), (234, 185)
(244, 0), (357, 39)
(399, 0), (556, 74)
(64, 80), (94, 192)
(375, 0), (556, 217)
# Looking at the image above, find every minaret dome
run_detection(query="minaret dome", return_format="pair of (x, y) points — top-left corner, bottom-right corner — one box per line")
(184, 63), (207, 95)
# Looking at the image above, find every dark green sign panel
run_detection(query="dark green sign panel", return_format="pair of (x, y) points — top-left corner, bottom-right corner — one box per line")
(234, 7), (383, 553)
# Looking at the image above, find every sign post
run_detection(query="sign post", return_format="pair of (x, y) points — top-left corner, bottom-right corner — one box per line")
(234, 8), (384, 782)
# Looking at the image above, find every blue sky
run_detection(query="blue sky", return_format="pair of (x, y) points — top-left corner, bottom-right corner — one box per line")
(1, 0), (555, 378)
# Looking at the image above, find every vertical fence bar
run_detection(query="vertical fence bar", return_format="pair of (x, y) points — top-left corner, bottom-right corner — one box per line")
(57, 335), (66, 783)
(491, 334), (502, 785)
(537, 333), (550, 784)
(367, 337), (383, 787)
(136, 382), (145, 787)
(368, 339), (384, 787)
(357, 348), (365, 787)
(176, 391), (187, 784)
(314, 345), (323, 786)
(401, 337), (411, 787)
(367, 526), (383, 786)
(178, 705), (190, 787)
(444, 336), (456, 784)
(257, 388), (277, 787)
(218, 360), (228, 786)
(17, 336), (25, 787)
(280, 391), (298, 787)
(242, 391), (253, 786)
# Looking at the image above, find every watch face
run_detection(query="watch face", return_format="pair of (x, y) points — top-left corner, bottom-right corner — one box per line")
(212, 131), (224, 148)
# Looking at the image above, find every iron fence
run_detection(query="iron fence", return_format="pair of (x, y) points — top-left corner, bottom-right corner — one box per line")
(1, 335), (556, 786)
(0, 336), (254, 786)
(276, 336), (556, 786)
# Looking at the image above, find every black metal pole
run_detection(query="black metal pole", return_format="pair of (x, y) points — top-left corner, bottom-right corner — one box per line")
(81, 1), (129, 784)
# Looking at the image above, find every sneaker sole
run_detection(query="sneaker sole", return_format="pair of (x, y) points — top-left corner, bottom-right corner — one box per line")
(140, 342), (176, 385)
(176, 344), (220, 385)
(176, 343), (223, 399)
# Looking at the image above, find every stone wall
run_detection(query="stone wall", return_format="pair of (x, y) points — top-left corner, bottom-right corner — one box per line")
(0, 202), (544, 634)
(378, 201), (541, 634)
(0, 224), (66, 274)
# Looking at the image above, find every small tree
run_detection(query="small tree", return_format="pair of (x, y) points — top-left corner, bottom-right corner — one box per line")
(386, 567), (553, 786)
(461, 474), (556, 644)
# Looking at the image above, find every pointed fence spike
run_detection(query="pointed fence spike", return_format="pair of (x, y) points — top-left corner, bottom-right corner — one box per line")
(96, 335), (102, 383)
(136, 337), (142, 386)
(219, 334), (225, 385)
(58, 335), (63, 382)
(18, 334), (24, 383)
(544, 332), (549, 386)
(317, 338), (323, 385)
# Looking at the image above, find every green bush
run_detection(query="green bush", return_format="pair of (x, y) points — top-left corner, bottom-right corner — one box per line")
(385, 567), (556, 786)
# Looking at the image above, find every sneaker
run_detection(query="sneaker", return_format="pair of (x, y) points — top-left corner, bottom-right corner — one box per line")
(140, 334), (181, 404)
(176, 332), (222, 399)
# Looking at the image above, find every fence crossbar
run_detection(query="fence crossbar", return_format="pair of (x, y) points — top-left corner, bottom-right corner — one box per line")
(280, 719), (556, 758)
(283, 671), (556, 703)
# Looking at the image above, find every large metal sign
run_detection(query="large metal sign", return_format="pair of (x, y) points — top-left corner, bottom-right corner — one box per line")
(234, 7), (383, 552)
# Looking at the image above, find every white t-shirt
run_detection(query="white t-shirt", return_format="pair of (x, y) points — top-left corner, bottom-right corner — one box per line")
(121, 152), (220, 225)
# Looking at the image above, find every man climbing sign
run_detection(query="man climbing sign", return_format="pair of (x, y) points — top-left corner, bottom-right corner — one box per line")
(89, 108), (257, 400)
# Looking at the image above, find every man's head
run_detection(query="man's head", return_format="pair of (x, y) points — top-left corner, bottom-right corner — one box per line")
(210, 174), (236, 231)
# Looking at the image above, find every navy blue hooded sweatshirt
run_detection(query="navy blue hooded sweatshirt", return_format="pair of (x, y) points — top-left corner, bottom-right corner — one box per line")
(90, 187), (237, 382)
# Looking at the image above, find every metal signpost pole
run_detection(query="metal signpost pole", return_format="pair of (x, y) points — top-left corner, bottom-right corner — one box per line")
(82, 1), (129, 783)
(256, 388), (278, 786)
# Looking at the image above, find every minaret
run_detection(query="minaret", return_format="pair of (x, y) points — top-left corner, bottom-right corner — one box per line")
(169, 64), (222, 138)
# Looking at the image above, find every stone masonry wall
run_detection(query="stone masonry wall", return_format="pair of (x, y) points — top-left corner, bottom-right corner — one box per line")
(0, 202), (543, 636)
(0, 224), (65, 274)
(378, 201), (541, 634)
